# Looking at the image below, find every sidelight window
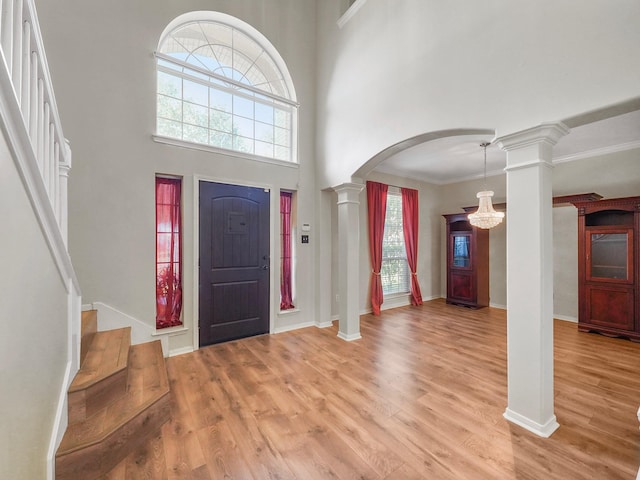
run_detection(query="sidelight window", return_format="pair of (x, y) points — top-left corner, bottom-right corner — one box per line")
(280, 191), (295, 310)
(156, 176), (183, 329)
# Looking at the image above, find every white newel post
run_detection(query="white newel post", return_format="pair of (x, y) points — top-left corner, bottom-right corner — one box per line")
(333, 182), (364, 341)
(497, 122), (569, 438)
(58, 139), (71, 245)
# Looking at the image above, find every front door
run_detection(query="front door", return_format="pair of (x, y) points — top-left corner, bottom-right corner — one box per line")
(199, 181), (270, 347)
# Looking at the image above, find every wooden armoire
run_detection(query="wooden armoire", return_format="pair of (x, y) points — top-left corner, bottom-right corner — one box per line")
(574, 196), (640, 341)
(443, 213), (489, 308)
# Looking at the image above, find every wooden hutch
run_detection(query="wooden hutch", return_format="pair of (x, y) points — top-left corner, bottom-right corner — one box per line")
(573, 196), (640, 341)
(443, 213), (489, 308)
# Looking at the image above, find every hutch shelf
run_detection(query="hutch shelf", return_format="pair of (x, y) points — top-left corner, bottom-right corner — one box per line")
(443, 213), (489, 308)
(574, 196), (640, 341)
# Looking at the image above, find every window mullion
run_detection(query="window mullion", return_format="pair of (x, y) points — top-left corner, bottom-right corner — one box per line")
(156, 52), (298, 108)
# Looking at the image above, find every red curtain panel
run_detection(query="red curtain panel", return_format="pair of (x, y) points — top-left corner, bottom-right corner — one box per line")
(401, 187), (423, 306)
(156, 177), (183, 328)
(280, 191), (295, 310)
(366, 181), (388, 315)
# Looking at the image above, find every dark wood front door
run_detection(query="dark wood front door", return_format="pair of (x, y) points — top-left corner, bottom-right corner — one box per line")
(199, 181), (270, 347)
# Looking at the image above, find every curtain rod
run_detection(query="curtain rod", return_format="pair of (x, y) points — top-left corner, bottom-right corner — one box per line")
(367, 180), (416, 191)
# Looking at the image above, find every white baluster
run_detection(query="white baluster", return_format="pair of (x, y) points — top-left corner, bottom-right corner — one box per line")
(43, 100), (50, 194)
(28, 50), (36, 138)
(21, 19), (29, 124)
(1, 0), (12, 74)
(37, 76), (43, 172)
(12, 0), (21, 99)
(49, 122), (55, 202)
(54, 141), (60, 221)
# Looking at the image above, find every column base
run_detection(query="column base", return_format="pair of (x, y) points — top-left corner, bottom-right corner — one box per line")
(503, 408), (559, 438)
(315, 321), (334, 329)
(337, 331), (362, 342)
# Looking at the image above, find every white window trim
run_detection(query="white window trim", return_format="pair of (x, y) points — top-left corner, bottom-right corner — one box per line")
(156, 11), (299, 163)
(155, 53), (299, 108)
(152, 134), (299, 169)
(381, 187), (410, 296)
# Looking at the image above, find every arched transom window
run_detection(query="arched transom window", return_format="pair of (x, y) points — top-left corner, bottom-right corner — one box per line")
(156, 14), (297, 162)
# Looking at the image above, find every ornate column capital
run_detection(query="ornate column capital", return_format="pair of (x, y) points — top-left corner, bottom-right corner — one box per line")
(333, 182), (364, 205)
(496, 122), (570, 172)
(496, 122), (570, 152)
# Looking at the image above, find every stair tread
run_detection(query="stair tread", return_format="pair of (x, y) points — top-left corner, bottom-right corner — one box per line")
(70, 327), (131, 392)
(58, 340), (169, 456)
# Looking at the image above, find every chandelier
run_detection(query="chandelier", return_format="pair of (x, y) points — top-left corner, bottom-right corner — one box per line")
(468, 142), (504, 229)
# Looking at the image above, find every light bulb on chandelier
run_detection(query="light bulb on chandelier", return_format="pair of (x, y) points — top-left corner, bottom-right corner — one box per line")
(468, 142), (504, 229)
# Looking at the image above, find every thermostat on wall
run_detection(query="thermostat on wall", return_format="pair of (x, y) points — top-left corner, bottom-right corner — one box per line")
(301, 223), (311, 232)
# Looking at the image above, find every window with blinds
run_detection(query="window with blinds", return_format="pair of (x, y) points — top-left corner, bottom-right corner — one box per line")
(381, 191), (409, 295)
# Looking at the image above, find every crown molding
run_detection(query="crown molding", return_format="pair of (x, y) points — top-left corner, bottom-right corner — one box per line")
(553, 139), (640, 165)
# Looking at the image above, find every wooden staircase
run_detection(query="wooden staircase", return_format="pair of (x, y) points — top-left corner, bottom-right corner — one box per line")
(55, 310), (171, 480)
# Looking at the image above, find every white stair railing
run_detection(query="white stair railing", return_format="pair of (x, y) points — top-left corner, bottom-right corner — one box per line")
(0, 0), (71, 243)
(0, 3), (81, 478)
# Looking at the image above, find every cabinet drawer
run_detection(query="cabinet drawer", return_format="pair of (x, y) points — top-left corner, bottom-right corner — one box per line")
(584, 284), (634, 330)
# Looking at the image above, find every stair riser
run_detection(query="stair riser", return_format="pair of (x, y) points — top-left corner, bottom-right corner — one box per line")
(80, 311), (98, 366)
(68, 369), (128, 425)
(56, 394), (170, 480)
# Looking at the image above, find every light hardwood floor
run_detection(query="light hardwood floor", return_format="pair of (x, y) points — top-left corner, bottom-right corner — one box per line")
(102, 299), (640, 479)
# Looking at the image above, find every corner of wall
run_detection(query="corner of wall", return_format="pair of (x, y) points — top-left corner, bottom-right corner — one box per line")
(92, 302), (170, 355)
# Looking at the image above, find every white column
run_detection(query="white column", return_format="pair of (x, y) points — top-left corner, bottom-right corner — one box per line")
(496, 122), (569, 438)
(333, 182), (364, 341)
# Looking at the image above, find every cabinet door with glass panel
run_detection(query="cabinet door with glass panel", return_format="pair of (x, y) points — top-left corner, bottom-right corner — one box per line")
(586, 227), (633, 284)
(452, 233), (472, 269)
(575, 197), (640, 341)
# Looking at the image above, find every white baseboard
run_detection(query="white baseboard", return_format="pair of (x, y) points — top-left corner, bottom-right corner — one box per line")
(273, 320), (315, 334)
(315, 321), (334, 328)
(488, 302), (578, 323)
(422, 295), (441, 302)
(329, 295), (443, 319)
(169, 346), (194, 357)
(92, 302), (169, 356)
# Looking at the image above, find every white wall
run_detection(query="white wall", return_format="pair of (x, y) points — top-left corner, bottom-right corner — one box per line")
(316, 0), (640, 189)
(36, 0), (318, 353)
(0, 131), (69, 479)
